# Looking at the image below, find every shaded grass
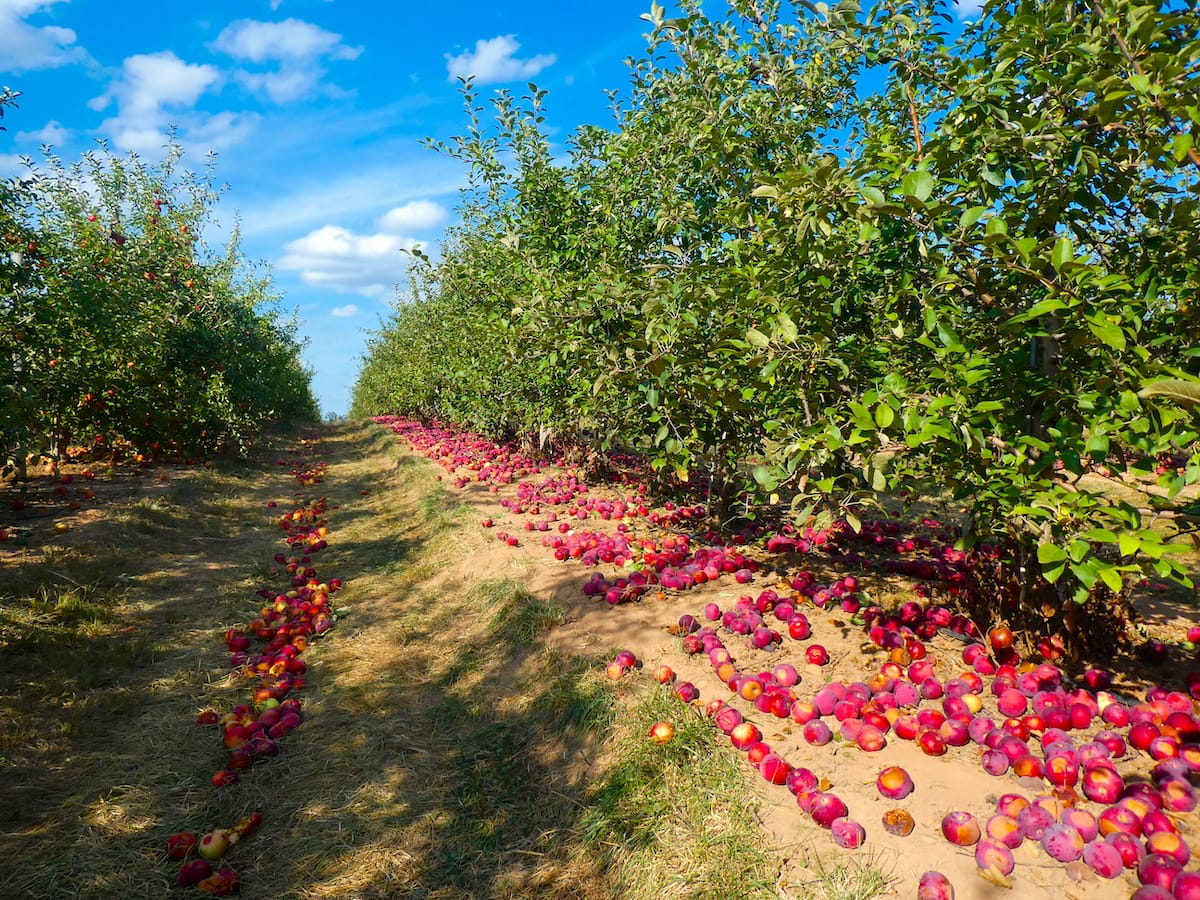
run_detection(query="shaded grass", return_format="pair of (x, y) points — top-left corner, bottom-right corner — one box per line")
(0, 430), (302, 896)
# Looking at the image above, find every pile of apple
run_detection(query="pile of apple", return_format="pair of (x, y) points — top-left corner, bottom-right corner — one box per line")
(375, 417), (764, 602)
(650, 580), (1200, 897)
(377, 415), (1200, 895)
(374, 417), (555, 485)
(165, 437), (343, 893)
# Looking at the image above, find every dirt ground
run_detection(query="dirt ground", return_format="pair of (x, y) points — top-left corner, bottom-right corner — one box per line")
(380, 423), (1200, 900)
(2, 424), (1200, 900)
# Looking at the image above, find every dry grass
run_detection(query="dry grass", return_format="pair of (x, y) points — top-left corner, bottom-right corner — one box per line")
(0, 433), (299, 897)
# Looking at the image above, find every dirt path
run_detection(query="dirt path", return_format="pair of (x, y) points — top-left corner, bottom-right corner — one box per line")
(3, 420), (1199, 899)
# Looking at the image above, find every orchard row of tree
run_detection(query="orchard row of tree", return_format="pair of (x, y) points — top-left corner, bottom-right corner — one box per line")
(352, 0), (1200, 648)
(1, 87), (318, 473)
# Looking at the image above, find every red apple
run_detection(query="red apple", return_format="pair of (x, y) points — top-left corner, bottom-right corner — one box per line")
(917, 870), (955, 900)
(975, 839), (1015, 876)
(809, 792), (848, 828)
(941, 811), (980, 846)
(985, 814), (1023, 849)
(876, 766), (914, 800)
(177, 859), (213, 888)
(831, 817), (866, 849)
(730, 722), (761, 750)
(166, 832), (197, 860)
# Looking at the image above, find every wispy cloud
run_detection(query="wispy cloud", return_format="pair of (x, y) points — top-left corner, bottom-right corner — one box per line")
(237, 161), (461, 237)
(445, 35), (555, 85)
(0, 0), (90, 73)
(330, 303), (359, 318)
(214, 18), (362, 103)
(953, 0), (985, 18)
(14, 118), (70, 146)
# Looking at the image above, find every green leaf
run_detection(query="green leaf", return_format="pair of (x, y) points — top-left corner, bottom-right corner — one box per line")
(1118, 533), (1140, 557)
(776, 313), (798, 342)
(1043, 561), (1067, 584)
(1010, 297), (1067, 324)
(752, 465), (777, 488)
(1013, 236), (1038, 262)
(1099, 564), (1124, 593)
(859, 185), (885, 205)
(874, 403), (895, 428)
(959, 206), (986, 230)
(1139, 379), (1200, 408)
(1085, 432), (1110, 459)
(845, 512), (861, 534)
(901, 169), (934, 202)
(1087, 317), (1127, 351)
(1037, 542), (1068, 564)
(746, 327), (770, 348)
(1051, 236), (1073, 271)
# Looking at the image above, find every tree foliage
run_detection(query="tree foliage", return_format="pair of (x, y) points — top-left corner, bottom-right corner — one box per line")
(2, 96), (318, 469)
(352, 0), (1200, 650)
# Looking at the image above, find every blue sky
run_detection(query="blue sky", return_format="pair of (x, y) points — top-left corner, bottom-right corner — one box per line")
(1, 0), (982, 416)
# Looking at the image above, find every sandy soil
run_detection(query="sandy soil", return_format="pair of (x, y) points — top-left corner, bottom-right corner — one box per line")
(392, 429), (1200, 900)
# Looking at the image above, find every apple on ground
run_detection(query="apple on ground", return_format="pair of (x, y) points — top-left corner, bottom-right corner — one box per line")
(649, 721), (676, 743)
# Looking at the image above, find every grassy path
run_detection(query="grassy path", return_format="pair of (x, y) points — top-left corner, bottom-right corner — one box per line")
(0, 422), (784, 899)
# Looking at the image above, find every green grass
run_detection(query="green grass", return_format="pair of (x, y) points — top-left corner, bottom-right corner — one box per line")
(481, 577), (567, 644)
(790, 855), (893, 900)
(578, 688), (779, 898)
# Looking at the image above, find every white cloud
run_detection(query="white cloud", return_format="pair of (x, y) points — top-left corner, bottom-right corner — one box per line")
(278, 224), (425, 298)
(953, 0), (984, 17)
(0, 0), (89, 72)
(330, 304), (359, 318)
(14, 118), (69, 146)
(215, 18), (359, 63)
(214, 18), (361, 104)
(378, 200), (447, 233)
(92, 51), (219, 115)
(90, 51), (257, 155)
(445, 35), (555, 85)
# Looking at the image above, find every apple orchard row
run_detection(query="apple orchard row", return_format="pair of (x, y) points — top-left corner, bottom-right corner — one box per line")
(376, 415), (1200, 900)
